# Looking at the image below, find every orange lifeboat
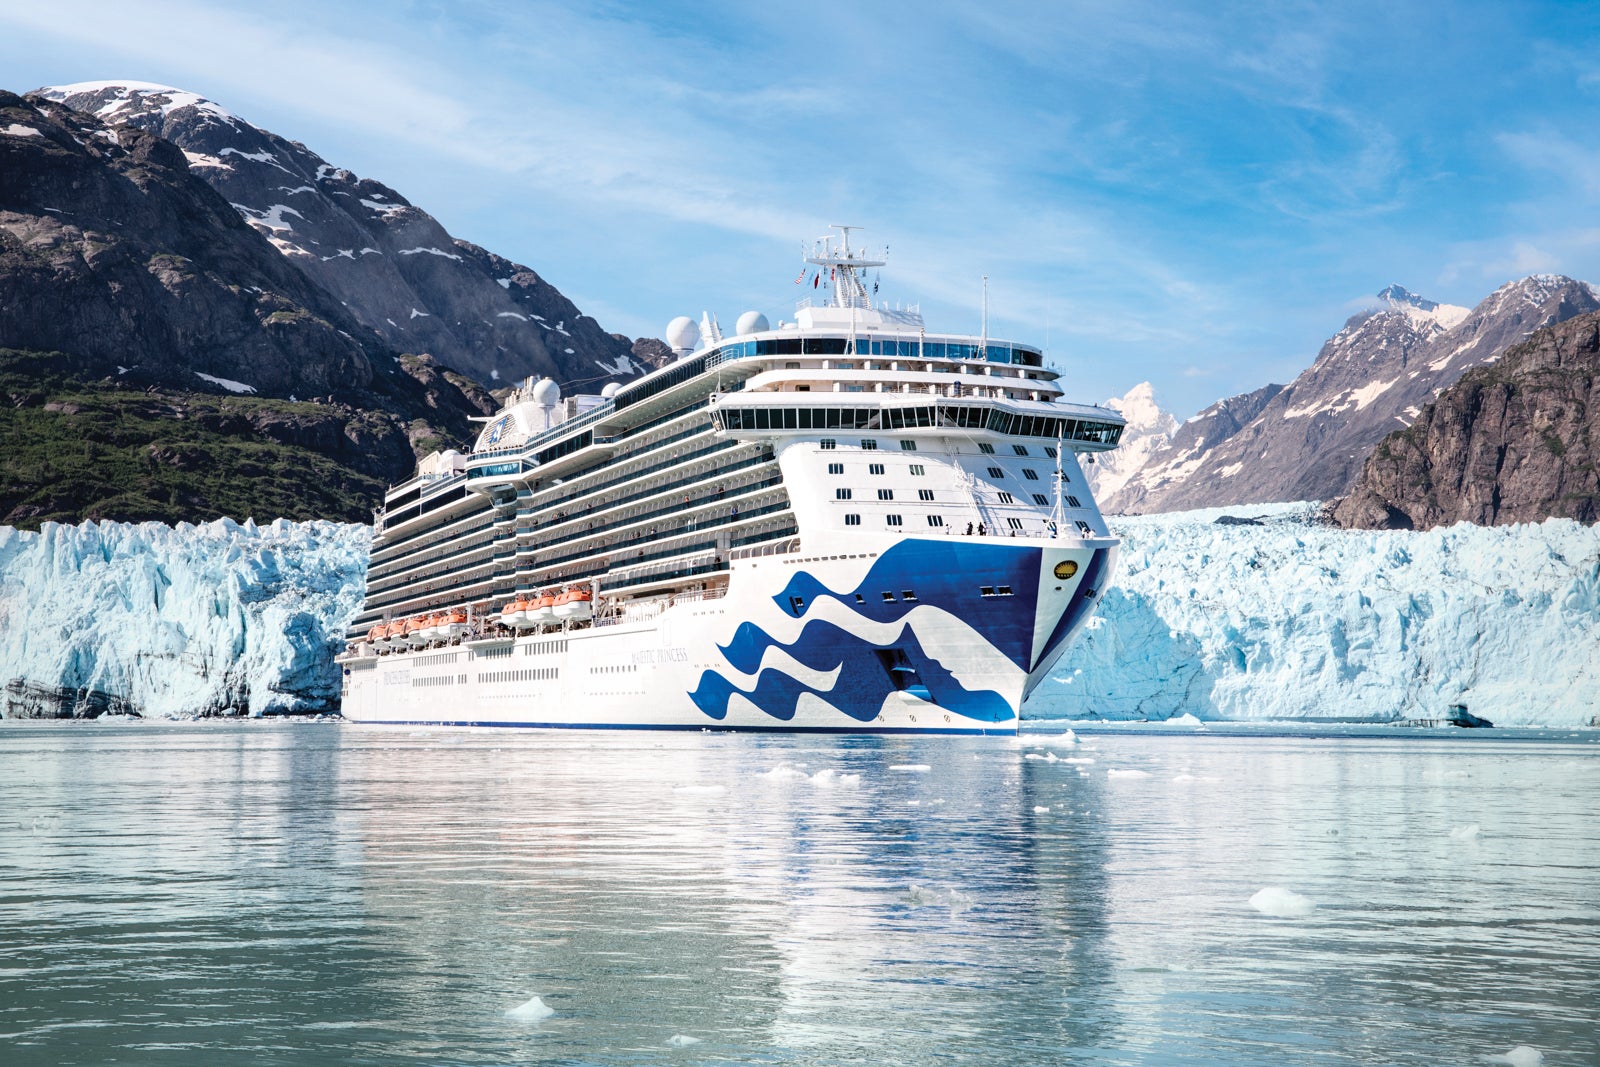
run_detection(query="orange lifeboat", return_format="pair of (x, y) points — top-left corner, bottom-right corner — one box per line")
(440, 607), (469, 640)
(404, 615), (430, 646)
(525, 592), (557, 625)
(383, 619), (408, 645)
(553, 586), (593, 620)
(500, 598), (527, 627)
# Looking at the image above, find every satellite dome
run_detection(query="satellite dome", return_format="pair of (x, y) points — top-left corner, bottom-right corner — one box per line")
(735, 310), (770, 336)
(600, 382), (622, 398)
(530, 376), (561, 407)
(665, 315), (699, 355)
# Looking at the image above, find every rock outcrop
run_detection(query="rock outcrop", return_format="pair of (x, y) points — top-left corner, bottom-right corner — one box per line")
(1332, 310), (1600, 530)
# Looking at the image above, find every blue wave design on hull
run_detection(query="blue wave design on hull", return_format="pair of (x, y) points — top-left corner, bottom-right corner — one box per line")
(768, 539), (1043, 669)
(688, 619), (1014, 724)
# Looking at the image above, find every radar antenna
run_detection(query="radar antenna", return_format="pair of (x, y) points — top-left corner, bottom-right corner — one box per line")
(805, 224), (885, 310)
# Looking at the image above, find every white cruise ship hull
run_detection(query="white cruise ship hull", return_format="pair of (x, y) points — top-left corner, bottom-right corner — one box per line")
(342, 535), (1116, 734)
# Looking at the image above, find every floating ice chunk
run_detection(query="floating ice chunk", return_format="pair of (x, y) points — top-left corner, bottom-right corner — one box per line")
(1033, 806), (1051, 813)
(1107, 768), (1150, 779)
(1449, 824), (1481, 840)
(673, 785), (726, 796)
(1167, 712), (1204, 725)
(505, 995), (554, 1022)
(667, 1034), (701, 1047)
(761, 764), (807, 781)
(1173, 773), (1196, 782)
(1024, 753), (1045, 761)
(890, 764), (931, 772)
(1490, 1046), (1544, 1067)
(1063, 757), (1095, 765)
(809, 768), (859, 786)
(1249, 886), (1316, 917)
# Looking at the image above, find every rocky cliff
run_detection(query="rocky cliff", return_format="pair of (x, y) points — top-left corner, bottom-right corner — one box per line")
(1103, 278), (1600, 513)
(0, 90), (494, 528)
(40, 81), (647, 391)
(1332, 310), (1600, 530)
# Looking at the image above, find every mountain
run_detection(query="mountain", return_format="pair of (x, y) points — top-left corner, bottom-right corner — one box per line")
(1332, 309), (1600, 530)
(39, 81), (646, 391)
(1102, 277), (1600, 513)
(1100, 382), (1283, 514)
(0, 89), (493, 527)
(1082, 382), (1177, 503)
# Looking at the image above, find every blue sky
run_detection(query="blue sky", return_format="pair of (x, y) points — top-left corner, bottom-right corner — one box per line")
(4, 0), (1600, 417)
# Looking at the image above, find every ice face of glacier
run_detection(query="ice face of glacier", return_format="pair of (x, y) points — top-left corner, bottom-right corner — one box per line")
(0, 519), (368, 718)
(1031, 504), (1600, 727)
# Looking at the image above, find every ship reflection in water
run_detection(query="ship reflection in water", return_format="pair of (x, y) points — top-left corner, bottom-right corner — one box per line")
(1, 722), (1596, 1065)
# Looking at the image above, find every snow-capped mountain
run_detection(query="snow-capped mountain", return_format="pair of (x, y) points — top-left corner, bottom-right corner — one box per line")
(40, 81), (644, 390)
(1082, 382), (1177, 502)
(1102, 277), (1600, 513)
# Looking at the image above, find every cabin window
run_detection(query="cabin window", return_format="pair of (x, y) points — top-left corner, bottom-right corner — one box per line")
(998, 491), (1015, 504)
(1032, 493), (1049, 506)
(900, 440), (917, 451)
(786, 361), (801, 369)
(820, 438), (836, 450)
(1045, 446), (1058, 458)
(925, 515), (944, 526)
(836, 488), (853, 500)
(861, 439), (878, 450)
(1076, 520), (1094, 534)
(902, 590), (918, 601)
(1067, 495), (1082, 508)
(978, 443), (995, 454)
(885, 514), (903, 526)
(918, 489), (935, 501)
(828, 462), (844, 474)
(1007, 517), (1024, 530)
(844, 514), (861, 526)
(1022, 469), (1039, 481)
(987, 467), (1005, 479)
(878, 489), (894, 501)
(869, 463), (885, 475)
(909, 464), (925, 476)
(1013, 445), (1030, 456)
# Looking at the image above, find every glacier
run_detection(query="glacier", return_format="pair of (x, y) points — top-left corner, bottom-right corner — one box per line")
(0, 518), (367, 718)
(1, 508), (1597, 725)
(1030, 504), (1600, 727)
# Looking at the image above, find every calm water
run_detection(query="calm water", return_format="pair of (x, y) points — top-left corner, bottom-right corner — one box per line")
(1, 721), (1596, 1067)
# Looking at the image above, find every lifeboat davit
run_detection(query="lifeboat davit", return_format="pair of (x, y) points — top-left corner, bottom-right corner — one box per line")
(499, 598), (526, 628)
(524, 592), (557, 626)
(553, 587), (593, 620)
(383, 619), (408, 648)
(366, 623), (388, 650)
(416, 612), (440, 641)
(440, 607), (469, 641)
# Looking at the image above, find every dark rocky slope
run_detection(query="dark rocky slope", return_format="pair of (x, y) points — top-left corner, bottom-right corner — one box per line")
(41, 81), (647, 391)
(0, 91), (494, 527)
(1333, 310), (1600, 530)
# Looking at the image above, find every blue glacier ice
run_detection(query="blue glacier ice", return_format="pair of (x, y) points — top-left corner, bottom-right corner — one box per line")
(1029, 504), (1600, 727)
(1, 506), (1596, 725)
(0, 518), (367, 717)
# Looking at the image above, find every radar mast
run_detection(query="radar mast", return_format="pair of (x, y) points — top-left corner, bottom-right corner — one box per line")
(805, 224), (885, 310)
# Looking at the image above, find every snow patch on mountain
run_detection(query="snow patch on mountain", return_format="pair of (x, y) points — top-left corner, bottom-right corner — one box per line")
(0, 519), (368, 718)
(1032, 504), (1600, 726)
(42, 81), (237, 124)
(1084, 382), (1176, 502)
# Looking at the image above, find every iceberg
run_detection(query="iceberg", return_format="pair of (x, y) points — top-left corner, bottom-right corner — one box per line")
(0, 518), (368, 718)
(1029, 503), (1600, 727)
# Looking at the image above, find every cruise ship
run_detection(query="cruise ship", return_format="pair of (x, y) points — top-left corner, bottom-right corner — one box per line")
(338, 228), (1126, 733)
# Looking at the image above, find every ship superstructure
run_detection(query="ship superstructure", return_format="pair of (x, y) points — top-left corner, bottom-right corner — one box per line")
(339, 228), (1125, 732)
